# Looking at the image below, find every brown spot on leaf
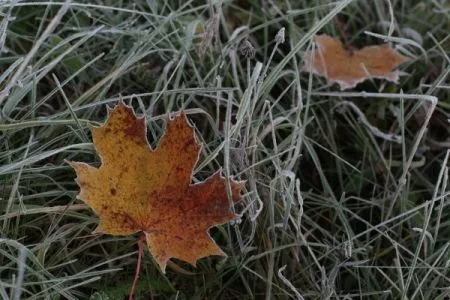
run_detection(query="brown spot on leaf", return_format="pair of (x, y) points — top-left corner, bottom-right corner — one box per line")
(112, 211), (137, 229)
(124, 118), (146, 144)
(181, 139), (194, 152)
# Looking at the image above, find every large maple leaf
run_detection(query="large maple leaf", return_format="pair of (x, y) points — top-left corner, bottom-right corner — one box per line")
(303, 34), (408, 90)
(69, 102), (243, 272)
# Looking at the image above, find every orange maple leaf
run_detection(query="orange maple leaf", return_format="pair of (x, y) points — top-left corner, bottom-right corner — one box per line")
(69, 102), (243, 272)
(303, 34), (408, 90)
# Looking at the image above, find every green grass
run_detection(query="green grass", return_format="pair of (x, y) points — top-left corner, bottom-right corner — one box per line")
(1, 0), (449, 299)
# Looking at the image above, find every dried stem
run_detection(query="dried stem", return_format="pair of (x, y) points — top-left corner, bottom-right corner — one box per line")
(129, 234), (146, 300)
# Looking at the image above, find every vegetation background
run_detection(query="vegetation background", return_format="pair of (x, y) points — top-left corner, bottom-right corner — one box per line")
(0, 0), (449, 299)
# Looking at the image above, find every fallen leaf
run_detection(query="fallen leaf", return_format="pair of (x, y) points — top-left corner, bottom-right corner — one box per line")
(303, 34), (408, 90)
(69, 102), (243, 272)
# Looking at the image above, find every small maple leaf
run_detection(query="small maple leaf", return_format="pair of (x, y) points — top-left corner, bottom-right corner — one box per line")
(69, 102), (243, 272)
(303, 34), (408, 90)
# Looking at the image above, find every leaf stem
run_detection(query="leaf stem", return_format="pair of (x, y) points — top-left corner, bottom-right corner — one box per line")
(129, 234), (146, 300)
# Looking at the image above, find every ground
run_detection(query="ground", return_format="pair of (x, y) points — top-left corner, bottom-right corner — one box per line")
(0, 1), (449, 299)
